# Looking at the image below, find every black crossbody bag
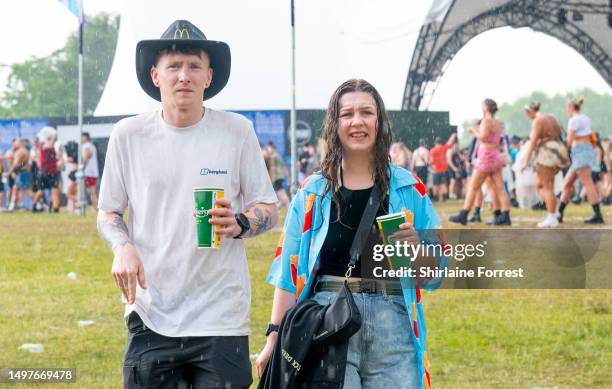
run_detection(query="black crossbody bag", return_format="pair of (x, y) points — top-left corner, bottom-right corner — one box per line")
(312, 185), (382, 346)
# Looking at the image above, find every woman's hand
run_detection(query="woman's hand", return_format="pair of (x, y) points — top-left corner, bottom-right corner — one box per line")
(389, 222), (420, 246)
(256, 334), (277, 379)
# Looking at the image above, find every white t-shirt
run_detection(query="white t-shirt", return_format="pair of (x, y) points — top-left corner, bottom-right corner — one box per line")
(83, 142), (99, 178)
(98, 108), (278, 337)
(567, 114), (592, 137)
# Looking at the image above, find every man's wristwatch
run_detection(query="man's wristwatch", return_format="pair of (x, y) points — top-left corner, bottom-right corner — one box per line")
(234, 213), (250, 239)
(265, 323), (279, 336)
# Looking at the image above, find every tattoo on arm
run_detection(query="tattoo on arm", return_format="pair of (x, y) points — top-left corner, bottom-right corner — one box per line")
(243, 205), (277, 238)
(97, 211), (131, 251)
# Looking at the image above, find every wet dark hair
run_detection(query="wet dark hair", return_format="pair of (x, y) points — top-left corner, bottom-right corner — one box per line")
(82, 132), (91, 140)
(525, 101), (541, 112)
(434, 137), (443, 145)
(419, 138), (427, 147)
(483, 98), (498, 115)
(320, 79), (393, 221)
(154, 46), (209, 66)
(568, 98), (584, 111)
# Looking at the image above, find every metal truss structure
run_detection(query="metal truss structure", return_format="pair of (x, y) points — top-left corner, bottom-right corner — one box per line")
(403, 0), (612, 110)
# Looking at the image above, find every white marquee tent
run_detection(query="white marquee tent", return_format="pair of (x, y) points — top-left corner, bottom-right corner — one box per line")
(95, 0), (431, 116)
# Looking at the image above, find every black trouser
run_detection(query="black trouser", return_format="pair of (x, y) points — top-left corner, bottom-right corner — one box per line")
(124, 312), (252, 389)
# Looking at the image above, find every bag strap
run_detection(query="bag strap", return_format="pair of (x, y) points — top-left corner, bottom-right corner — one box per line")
(346, 185), (382, 278)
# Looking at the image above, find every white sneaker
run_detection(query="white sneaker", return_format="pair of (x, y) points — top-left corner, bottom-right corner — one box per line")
(538, 216), (559, 228)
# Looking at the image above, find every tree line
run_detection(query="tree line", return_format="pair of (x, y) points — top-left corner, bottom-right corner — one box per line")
(0, 13), (119, 119)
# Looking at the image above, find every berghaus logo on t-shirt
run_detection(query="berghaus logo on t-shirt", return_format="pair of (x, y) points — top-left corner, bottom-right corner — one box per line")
(200, 168), (228, 175)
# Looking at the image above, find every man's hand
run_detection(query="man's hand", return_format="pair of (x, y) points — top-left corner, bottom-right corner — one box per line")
(207, 198), (241, 238)
(112, 243), (147, 304)
(520, 159), (528, 173)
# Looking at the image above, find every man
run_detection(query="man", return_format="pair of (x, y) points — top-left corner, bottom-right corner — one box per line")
(81, 132), (99, 210)
(411, 138), (429, 186)
(429, 133), (457, 201)
(7, 138), (31, 211)
(96, 20), (278, 388)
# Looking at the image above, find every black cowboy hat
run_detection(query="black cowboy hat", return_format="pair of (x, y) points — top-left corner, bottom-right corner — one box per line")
(136, 20), (231, 101)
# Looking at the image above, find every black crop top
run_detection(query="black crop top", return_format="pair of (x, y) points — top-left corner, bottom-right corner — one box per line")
(318, 186), (387, 278)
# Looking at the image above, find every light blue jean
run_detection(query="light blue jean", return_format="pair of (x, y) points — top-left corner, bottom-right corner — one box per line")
(569, 143), (596, 173)
(312, 290), (419, 389)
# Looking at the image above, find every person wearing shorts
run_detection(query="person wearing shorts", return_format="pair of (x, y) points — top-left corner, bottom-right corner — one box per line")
(96, 20), (278, 389)
(82, 132), (100, 210)
(557, 99), (604, 224)
(429, 133), (457, 201)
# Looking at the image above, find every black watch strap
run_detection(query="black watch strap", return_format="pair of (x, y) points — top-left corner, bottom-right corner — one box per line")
(234, 213), (250, 239)
(265, 323), (279, 336)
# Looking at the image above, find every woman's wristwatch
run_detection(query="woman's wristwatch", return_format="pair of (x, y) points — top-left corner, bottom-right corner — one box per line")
(265, 323), (279, 336)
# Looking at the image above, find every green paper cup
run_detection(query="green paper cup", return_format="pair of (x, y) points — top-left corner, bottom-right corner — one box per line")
(194, 187), (224, 249)
(376, 209), (414, 269)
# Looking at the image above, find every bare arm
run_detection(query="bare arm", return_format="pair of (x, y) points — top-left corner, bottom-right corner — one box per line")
(97, 210), (146, 304)
(566, 129), (575, 148)
(446, 132), (457, 146)
(242, 203), (278, 238)
(97, 210), (131, 250)
(82, 146), (92, 165)
(522, 122), (539, 165)
(446, 148), (457, 170)
(208, 199), (278, 239)
(256, 287), (296, 377)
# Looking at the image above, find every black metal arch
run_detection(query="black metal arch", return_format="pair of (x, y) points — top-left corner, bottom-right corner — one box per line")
(403, 0), (612, 110)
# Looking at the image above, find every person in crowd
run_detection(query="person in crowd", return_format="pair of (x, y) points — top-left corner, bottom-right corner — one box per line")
(449, 99), (511, 225)
(258, 78), (445, 388)
(557, 99), (604, 224)
(429, 133), (457, 201)
(447, 142), (466, 199)
(82, 132), (100, 210)
(7, 138), (31, 211)
(33, 130), (62, 213)
(298, 143), (312, 184)
(411, 138), (429, 185)
(267, 141), (290, 206)
(0, 151), (5, 210)
(520, 102), (569, 227)
(64, 140), (79, 214)
(390, 142), (412, 170)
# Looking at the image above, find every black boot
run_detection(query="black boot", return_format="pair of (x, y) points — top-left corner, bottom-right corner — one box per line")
(468, 209), (482, 223)
(585, 204), (604, 224)
(584, 214), (604, 224)
(449, 209), (468, 225)
(486, 210), (502, 225)
(557, 202), (567, 223)
(494, 211), (511, 226)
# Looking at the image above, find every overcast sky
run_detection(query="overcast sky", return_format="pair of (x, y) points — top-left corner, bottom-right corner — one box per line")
(1, 0), (610, 125)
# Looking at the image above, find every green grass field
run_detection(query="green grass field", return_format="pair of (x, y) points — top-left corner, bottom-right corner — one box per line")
(0, 201), (611, 388)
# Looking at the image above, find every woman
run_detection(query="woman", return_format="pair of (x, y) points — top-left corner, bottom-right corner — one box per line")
(449, 99), (511, 225)
(258, 79), (444, 389)
(557, 99), (604, 224)
(520, 102), (569, 228)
